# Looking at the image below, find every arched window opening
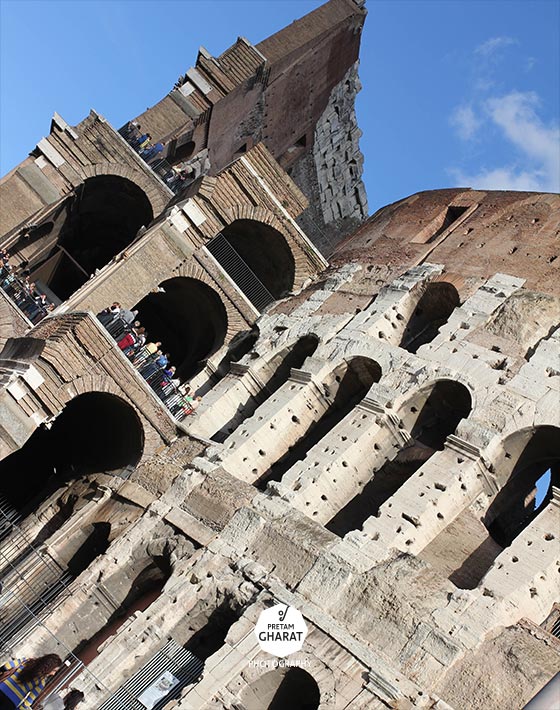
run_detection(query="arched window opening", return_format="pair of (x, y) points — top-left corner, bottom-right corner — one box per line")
(73, 556), (172, 665)
(256, 356), (381, 491)
(485, 427), (559, 547)
(400, 282), (460, 353)
(10, 176), (153, 302)
(430, 426), (559, 590)
(171, 140), (196, 164)
(184, 600), (242, 664)
(211, 334), (319, 443)
(326, 380), (472, 537)
(208, 220), (296, 310)
(197, 326), (260, 397)
(241, 667), (320, 710)
(135, 277), (228, 381)
(67, 522), (112, 577)
(0, 392), (144, 511)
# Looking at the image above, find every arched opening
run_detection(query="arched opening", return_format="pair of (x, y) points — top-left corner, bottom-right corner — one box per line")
(73, 556), (172, 665)
(257, 356), (381, 490)
(241, 667), (320, 710)
(208, 220), (296, 310)
(0, 392), (144, 511)
(485, 427), (559, 546)
(211, 334), (319, 442)
(400, 282), (460, 353)
(436, 426), (560, 590)
(0, 521), (112, 648)
(197, 326), (260, 397)
(171, 140), (195, 164)
(134, 277), (228, 380)
(326, 380), (472, 537)
(10, 176), (153, 302)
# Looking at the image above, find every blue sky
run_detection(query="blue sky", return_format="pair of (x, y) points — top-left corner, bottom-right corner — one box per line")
(1, 0), (558, 212)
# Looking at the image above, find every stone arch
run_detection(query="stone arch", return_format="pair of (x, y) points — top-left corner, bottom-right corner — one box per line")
(0, 391), (145, 510)
(175, 260), (247, 342)
(222, 205), (317, 291)
(397, 378), (473, 448)
(325, 377), (473, 537)
(256, 354), (381, 490)
(483, 425), (559, 546)
(210, 333), (320, 443)
(399, 280), (461, 353)
(134, 274), (230, 381)
(48, 364), (163, 463)
(238, 650), (336, 708)
(8, 171), (156, 303)
(441, 425), (560, 591)
(79, 161), (168, 217)
(240, 667), (321, 709)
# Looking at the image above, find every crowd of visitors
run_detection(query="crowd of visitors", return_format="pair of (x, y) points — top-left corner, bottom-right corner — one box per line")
(0, 249), (54, 325)
(0, 654), (84, 709)
(97, 303), (202, 420)
(118, 122), (194, 192)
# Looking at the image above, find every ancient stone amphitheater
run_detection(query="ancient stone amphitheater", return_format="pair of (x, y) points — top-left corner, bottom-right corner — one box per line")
(0, 1), (558, 708)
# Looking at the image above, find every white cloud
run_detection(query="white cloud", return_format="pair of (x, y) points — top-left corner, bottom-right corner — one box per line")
(450, 165), (551, 192)
(450, 105), (481, 140)
(475, 36), (518, 56)
(450, 91), (560, 193)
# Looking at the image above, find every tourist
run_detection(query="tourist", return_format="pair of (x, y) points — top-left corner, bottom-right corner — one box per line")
(42, 688), (85, 710)
(120, 308), (138, 326)
(134, 133), (151, 151)
(0, 654), (62, 709)
(97, 302), (121, 327)
(140, 141), (164, 163)
(144, 341), (161, 355)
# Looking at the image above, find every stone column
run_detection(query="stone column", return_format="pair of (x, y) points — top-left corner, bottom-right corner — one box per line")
(187, 363), (266, 440)
(275, 397), (410, 525)
(468, 486), (560, 629)
(359, 436), (494, 558)
(217, 370), (329, 483)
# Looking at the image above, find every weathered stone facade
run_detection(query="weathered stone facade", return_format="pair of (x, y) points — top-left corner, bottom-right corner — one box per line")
(1, 1), (559, 709)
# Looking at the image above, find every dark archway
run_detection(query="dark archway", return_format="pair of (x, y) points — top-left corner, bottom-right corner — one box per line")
(210, 220), (296, 309)
(400, 282), (460, 353)
(171, 140), (196, 164)
(135, 277), (228, 380)
(257, 356), (382, 490)
(485, 426), (559, 547)
(74, 557), (171, 665)
(13, 176), (153, 302)
(197, 326), (260, 397)
(326, 379), (472, 537)
(0, 392), (144, 511)
(241, 667), (320, 710)
(211, 334), (319, 442)
(441, 426), (560, 590)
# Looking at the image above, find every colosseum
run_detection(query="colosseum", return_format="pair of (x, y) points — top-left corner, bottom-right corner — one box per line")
(0, 1), (558, 708)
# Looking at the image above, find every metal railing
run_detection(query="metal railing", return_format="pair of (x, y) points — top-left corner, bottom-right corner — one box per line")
(98, 638), (204, 710)
(100, 315), (195, 422)
(206, 232), (275, 311)
(0, 503), (74, 649)
(118, 124), (192, 195)
(0, 264), (54, 325)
